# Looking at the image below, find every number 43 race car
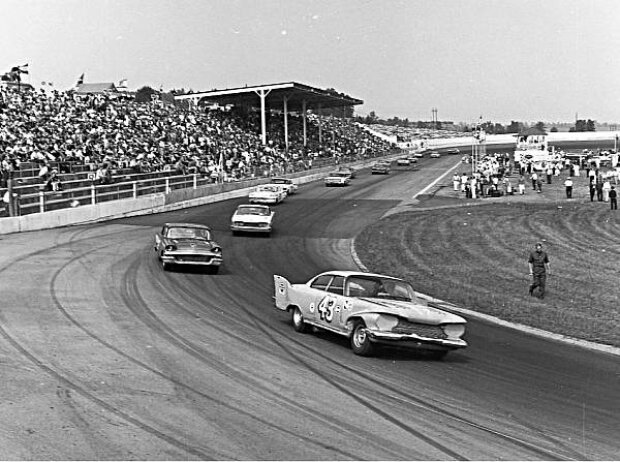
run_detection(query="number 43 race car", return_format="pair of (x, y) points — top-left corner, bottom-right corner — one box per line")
(274, 270), (467, 358)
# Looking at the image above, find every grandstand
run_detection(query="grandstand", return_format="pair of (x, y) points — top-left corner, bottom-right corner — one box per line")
(0, 81), (396, 217)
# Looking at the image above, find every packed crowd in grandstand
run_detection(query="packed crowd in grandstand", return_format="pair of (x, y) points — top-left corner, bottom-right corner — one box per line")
(0, 84), (395, 197)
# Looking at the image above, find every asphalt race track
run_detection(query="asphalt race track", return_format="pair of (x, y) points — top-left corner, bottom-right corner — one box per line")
(0, 154), (619, 460)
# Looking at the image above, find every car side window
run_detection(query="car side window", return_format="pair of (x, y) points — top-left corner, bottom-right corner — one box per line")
(310, 275), (333, 291)
(326, 276), (345, 295)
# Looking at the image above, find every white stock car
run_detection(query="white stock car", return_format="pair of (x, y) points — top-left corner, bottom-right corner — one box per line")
(248, 184), (286, 204)
(274, 270), (467, 358)
(324, 171), (351, 187)
(268, 177), (298, 195)
(230, 204), (274, 235)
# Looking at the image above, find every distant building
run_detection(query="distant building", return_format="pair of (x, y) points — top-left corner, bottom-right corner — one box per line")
(73, 82), (118, 95)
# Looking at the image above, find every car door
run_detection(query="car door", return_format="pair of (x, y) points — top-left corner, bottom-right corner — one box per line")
(316, 275), (346, 333)
(306, 274), (335, 325)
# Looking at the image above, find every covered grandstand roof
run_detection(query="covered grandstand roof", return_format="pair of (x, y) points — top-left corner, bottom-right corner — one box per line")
(175, 81), (363, 112)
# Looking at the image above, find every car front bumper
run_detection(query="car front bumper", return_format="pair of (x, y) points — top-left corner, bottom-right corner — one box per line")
(231, 223), (272, 233)
(365, 329), (467, 350)
(162, 252), (223, 266)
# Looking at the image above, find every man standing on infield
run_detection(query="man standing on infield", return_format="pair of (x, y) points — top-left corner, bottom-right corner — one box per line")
(528, 242), (550, 299)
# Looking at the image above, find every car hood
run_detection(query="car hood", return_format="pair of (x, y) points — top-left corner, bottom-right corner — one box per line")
(356, 298), (465, 324)
(165, 238), (219, 251)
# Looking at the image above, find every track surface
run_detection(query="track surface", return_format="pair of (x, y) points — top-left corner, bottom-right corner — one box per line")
(0, 155), (619, 460)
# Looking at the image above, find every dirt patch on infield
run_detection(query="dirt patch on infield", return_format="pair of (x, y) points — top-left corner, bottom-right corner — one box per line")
(355, 178), (620, 348)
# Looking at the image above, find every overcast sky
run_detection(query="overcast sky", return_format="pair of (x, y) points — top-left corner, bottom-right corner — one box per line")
(3, 0), (620, 124)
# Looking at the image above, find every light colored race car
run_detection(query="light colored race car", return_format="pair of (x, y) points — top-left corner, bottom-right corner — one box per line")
(371, 161), (390, 174)
(396, 157), (411, 166)
(249, 184), (286, 204)
(429, 151), (441, 158)
(274, 270), (467, 358)
(324, 171), (351, 186)
(230, 204), (274, 235)
(268, 177), (298, 195)
(154, 222), (223, 273)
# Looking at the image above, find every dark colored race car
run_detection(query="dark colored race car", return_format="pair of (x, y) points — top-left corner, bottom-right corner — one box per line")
(371, 161), (391, 174)
(154, 222), (223, 272)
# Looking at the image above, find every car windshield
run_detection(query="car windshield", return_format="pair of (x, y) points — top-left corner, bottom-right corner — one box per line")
(345, 275), (420, 302)
(166, 226), (211, 240)
(237, 206), (270, 216)
(332, 172), (350, 178)
(258, 185), (278, 192)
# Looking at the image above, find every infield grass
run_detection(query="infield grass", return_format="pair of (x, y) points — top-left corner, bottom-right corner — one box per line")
(355, 176), (620, 348)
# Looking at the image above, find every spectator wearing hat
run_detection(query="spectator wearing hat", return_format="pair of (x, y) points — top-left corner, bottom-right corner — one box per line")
(610, 186), (617, 210)
(564, 177), (573, 199)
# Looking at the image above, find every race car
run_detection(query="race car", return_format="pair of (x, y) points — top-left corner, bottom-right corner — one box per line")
(396, 157), (411, 166)
(446, 148), (461, 155)
(230, 204), (274, 235)
(429, 151), (441, 158)
(274, 270), (467, 358)
(154, 222), (223, 272)
(267, 177), (298, 195)
(334, 166), (356, 179)
(249, 184), (286, 204)
(371, 161), (391, 174)
(324, 171), (351, 186)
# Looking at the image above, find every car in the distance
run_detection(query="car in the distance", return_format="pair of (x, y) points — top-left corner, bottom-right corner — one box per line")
(446, 148), (461, 155)
(406, 154), (418, 163)
(371, 161), (391, 174)
(396, 157), (411, 166)
(324, 171), (351, 186)
(267, 177), (298, 195)
(154, 222), (223, 272)
(335, 166), (356, 179)
(230, 204), (274, 235)
(429, 151), (441, 158)
(274, 270), (467, 358)
(249, 184), (286, 204)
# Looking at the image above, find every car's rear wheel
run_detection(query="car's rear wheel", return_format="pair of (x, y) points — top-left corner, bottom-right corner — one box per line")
(351, 321), (374, 356)
(291, 307), (309, 333)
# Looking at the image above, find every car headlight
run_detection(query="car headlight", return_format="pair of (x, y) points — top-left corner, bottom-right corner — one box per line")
(164, 244), (177, 251)
(374, 315), (399, 331)
(213, 247), (222, 254)
(442, 323), (465, 339)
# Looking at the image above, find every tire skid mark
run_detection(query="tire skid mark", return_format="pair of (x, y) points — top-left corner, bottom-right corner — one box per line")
(51, 246), (362, 459)
(218, 280), (576, 461)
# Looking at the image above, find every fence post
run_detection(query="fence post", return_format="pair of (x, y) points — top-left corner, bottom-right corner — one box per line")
(91, 184), (96, 205)
(133, 181), (138, 199)
(165, 178), (170, 194)
(193, 174), (197, 189)
(39, 190), (45, 213)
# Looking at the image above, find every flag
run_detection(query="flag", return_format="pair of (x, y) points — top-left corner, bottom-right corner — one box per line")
(76, 73), (84, 85)
(118, 78), (127, 88)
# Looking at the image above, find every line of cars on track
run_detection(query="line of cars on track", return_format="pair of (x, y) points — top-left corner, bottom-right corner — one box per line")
(152, 157), (468, 358)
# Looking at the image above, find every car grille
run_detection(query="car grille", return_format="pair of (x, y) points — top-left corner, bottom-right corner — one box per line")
(392, 320), (447, 339)
(176, 255), (213, 262)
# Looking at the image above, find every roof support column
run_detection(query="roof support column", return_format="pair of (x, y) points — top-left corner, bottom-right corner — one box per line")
(318, 103), (323, 144)
(302, 100), (307, 147)
(254, 88), (272, 145)
(283, 95), (289, 154)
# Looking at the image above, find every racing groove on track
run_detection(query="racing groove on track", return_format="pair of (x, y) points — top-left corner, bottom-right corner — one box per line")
(0, 162), (618, 459)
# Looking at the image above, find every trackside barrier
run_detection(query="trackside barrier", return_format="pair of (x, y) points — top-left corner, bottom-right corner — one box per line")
(0, 153), (403, 235)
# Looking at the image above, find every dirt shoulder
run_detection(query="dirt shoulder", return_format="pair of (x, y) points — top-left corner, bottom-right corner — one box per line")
(355, 166), (620, 349)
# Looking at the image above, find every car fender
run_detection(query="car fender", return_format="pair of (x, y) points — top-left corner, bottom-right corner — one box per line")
(274, 275), (292, 311)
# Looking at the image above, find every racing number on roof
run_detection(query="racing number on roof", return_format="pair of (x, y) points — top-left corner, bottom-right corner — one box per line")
(317, 295), (336, 323)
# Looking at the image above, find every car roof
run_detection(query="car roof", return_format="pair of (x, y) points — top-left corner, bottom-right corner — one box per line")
(313, 270), (403, 281)
(163, 222), (211, 230)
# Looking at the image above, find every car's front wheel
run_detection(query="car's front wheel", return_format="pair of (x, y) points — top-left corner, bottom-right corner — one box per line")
(351, 321), (374, 356)
(291, 307), (309, 333)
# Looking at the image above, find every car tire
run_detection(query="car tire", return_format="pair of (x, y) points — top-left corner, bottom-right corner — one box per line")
(291, 307), (309, 333)
(209, 266), (220, 275)
(162, 261), (170, 271)
(350, 321), (374, 356)
(427, 350), (448, 360)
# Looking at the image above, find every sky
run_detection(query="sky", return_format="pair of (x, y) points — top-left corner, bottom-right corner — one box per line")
(2, 0), (620, 125)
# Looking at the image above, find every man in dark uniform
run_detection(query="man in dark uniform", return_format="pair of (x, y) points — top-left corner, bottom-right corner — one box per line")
(528, 242), (550, 299)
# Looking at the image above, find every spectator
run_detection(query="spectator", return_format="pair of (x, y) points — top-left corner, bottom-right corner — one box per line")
(610, 186), (618, 210)
(528, 242), (550, 299)
(564, 177), (573, 199)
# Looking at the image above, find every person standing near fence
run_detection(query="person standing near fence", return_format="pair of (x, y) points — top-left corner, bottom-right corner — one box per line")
(564, 177), (573, 199)
(528, 242), (550, 299)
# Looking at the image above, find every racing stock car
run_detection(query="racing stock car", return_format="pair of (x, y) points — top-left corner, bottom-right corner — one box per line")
(230, 204), (274, 235)
(273, 270), (467, 358)
(154, 222), (223, 273)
